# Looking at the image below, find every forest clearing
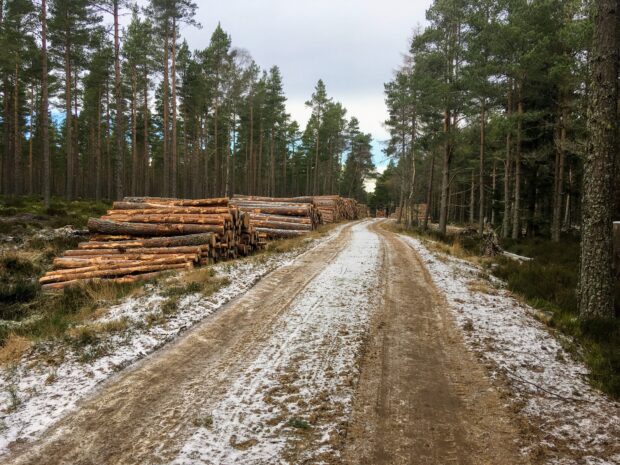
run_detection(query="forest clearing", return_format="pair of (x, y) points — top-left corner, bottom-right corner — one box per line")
(1, 0), (620, 463)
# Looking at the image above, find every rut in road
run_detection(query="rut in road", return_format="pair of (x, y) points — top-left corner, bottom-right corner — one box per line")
(3, 219), (525, 465)
(343, 222), (525, 465)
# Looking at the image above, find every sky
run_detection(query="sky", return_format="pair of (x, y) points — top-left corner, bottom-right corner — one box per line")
(146, 0), (434, 176)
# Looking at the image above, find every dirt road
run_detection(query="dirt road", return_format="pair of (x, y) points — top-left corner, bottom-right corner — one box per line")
(4, 219), (525, 465)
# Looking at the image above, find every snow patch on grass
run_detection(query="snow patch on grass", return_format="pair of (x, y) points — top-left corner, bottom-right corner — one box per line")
(401, 234), (620, 465)
(172, 221), (382, 465)
(0, 228), (342, 457)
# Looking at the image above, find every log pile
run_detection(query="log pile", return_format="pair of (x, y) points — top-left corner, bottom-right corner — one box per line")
(312, 195), (367, 223)
(39, 197), (262, 291)
(231, 195), (320, 240)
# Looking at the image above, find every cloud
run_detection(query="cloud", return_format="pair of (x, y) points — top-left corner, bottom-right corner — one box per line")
(129, 0), (432, 176)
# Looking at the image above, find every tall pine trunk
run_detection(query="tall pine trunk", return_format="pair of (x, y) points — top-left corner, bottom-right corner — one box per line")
(478, 101), (486, 234)
(131, 67), (138, 196)
(438, 108), (452, 235)
(113, 0), (123, 200)
(552, 103), (567, 242)
(423, 152), (434, 231)
(162, 21), (170, 196)
(28, 84), (35, 195)
(502, 82), (513, 238)
(579, 0), (618, 319)
(64, 41), (73, 200)
(41, 0), (51, 208)
(171, 16), (178, 197)
(96, 90), (102, 201)
(143, 69), (149, 196)
(511, 80), (523, 239)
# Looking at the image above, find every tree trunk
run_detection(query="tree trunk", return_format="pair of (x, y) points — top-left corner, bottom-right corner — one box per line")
(163, 20), (170, 196)
(502, 82), (513, 238)
(131, 67), (138, 196)
(96, 90), (102, 201)
(105, 83), (111, 199)
(469, 169), (475, 225)
(423, 152), (434, 231)
(214, 104), (219, 196)
(512, 80), (523, 240)
(579, 0), (618, 319)
(41, 0), (50, 207)
(143, 69), (149, 196)
(438, 109), (452, 235)
(64, 40), (73, 199)
(113, 0), (123, 200)
(552, 103), (567, 242)
(478, 101), (486, 234)
(171, 16), (178, 198)
(28, 83), (35, 196)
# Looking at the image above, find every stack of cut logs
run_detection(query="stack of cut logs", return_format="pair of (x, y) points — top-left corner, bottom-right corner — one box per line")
(231, 195), (320, 240)
(39, 197), (261, 291)
(39, 194), (369, 291)
(312, 195), (368, 223)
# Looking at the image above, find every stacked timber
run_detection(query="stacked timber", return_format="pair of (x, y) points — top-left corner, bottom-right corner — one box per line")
(231, 195), (320, 240)
(312, 196), (367, 223)
(39, 197), (262, 291)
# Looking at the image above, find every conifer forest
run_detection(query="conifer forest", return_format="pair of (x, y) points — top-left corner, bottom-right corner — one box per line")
(0, 1), (619, 463)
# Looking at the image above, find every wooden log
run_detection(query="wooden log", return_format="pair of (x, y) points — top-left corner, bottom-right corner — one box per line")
(101, 214), (231, 225)
(41, 271), (167, 292)
(40, 262), (192, 284)
(249, 219), (312, 231)
(248, 213), (312, 225)
(232, 204), (312, 216)
(108, 206), (231, 215)
(65, 246), (208, 256)
(123, 197), (229, 207)
(43, 256), (192, 278)
(87, 218), (225, 237)
(78, 233), (216, 250)
(53, 254), (200, 268)
(256, 228), (307, 238)
(233, 195), (314, 204)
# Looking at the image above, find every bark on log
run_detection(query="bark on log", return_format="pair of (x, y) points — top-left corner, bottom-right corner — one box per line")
(41, 271), (166, 291)
(123, 197), (229, 206)
(54, 254), (199, 268)
(87, 218), (224, 237)
(232, 204), (312, 216)
(248, 213), (312, 225)
(40, 262), (192, 284)
(233, 195), (314, 203)
(43, 256), (191, 278)
(109, 206), (231, 215)
(101, 214), (231, 225)
(249, 219), (312, 231)
(256, 228), (307, 238)
(65, 246), (207, 256)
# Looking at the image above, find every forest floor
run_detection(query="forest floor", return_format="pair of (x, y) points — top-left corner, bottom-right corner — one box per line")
(1, 218), (619, 464)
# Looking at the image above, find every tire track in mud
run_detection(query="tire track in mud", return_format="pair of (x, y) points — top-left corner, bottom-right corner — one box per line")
(172, 220), (383, 464)
(342, 221), (527, 465)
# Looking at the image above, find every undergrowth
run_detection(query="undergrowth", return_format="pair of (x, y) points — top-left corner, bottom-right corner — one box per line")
(389, 221), (620, 399)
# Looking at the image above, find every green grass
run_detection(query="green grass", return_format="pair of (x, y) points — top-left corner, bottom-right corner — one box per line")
(391, 222), (620, 399)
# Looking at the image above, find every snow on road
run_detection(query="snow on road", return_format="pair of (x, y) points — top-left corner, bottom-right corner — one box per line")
(401, 234), (620, 465)
(0, 229), (342, 457)
(172, 221), (382, 465)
